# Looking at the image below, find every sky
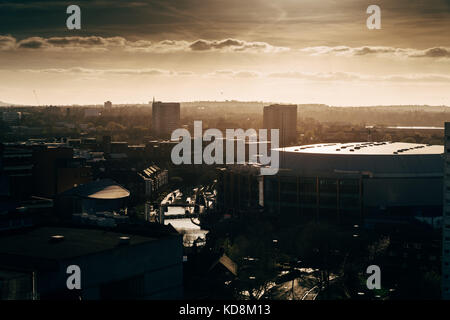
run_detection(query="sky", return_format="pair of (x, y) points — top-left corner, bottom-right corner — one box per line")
(0, 0), (450, 106)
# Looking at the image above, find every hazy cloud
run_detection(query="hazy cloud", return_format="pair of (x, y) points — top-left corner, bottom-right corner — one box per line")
(268, 71), (450, 83)
(2, 35), (288, 53)
(412, 47), (450, 58)
(0, 35), (16, 50)
(19, 67), (193, 76)
(18, 67), (450, 84)
(5, 35), (449, 60)
(189, 39), (288, 53)
(300, 46), (450, 59)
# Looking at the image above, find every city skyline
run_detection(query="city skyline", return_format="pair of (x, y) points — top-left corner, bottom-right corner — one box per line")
(0, 0), (449, 106)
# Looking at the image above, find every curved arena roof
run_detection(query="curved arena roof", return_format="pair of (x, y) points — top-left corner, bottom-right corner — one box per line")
(61, 179), (130, 200)
(277, 142), (444, 177)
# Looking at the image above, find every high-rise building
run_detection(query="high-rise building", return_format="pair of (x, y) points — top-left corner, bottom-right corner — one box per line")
(443, 122), (450, 299)
(152, 101), (181, 138)
(263, 104), (297, 147)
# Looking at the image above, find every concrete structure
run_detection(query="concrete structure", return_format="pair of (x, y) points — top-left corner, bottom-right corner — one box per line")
(152, 101), (181, 138)
(263, 104), (297, 147)
(443, 123), (450, 299)
(0, 226), (183, 299)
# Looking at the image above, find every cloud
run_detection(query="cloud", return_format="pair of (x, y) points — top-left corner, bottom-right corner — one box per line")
(19, 67), (193, 77)
(17, 67), (450, 84)
(411, 47), (450, 58)
(300, 45), (450, 59)
(17, 37), (49, 49)
(0, 35), (16, 50)
(2, 35), (289, 53)
(3, 35), (449, 59)
(268, 71), (363, 81)
(189, 39), (288, 53)
(208, 70), (262, 78)
(267, 71), (450, 83)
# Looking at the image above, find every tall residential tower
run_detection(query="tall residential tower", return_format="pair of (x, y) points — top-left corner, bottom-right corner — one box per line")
(263, 104), (297, 147)
(152, 101), (181, 138)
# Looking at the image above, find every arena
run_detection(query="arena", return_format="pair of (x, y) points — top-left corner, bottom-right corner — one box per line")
(217, 142), (444, 227)
(266, 142), (445, 226)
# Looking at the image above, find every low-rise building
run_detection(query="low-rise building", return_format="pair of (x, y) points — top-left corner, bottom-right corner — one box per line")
(138, 165), (169, 200)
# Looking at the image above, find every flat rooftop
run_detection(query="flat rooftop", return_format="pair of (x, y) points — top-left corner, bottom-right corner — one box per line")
(0, 227), (157, 260)
(278, 142), (444, 156)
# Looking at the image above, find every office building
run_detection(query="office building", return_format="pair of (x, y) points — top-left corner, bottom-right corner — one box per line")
(263, 104), (297, 147)
(152, 101), (181, 138)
